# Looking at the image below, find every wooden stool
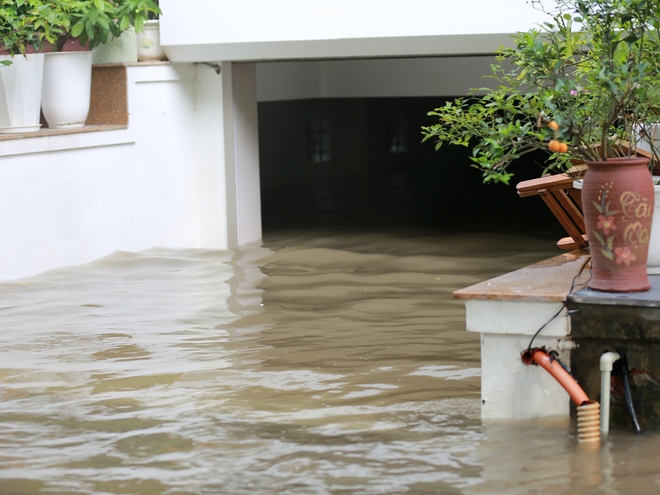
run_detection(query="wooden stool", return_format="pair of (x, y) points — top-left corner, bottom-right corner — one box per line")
(517, 171), (588, 250)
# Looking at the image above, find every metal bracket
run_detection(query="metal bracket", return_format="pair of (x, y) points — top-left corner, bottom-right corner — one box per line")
(199, 62), (221, 75)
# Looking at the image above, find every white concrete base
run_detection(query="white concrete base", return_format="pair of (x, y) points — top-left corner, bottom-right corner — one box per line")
(465, 299), (574, 420)
(480, 333), (573, 420)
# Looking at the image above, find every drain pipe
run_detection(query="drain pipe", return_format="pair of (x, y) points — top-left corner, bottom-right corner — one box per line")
(600, 352), (620, 435)
(522, 348), (600, 444)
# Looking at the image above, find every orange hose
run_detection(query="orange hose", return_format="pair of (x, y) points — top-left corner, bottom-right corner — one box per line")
(522, 349), (590, 406)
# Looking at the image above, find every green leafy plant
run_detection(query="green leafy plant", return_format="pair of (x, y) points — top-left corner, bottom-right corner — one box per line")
(0, 0), (52, 56)
(114, 0), (161, 39)
(48, 0), (162, 51)
(0, 0), (162, 55)
(421, 0), (660, 184)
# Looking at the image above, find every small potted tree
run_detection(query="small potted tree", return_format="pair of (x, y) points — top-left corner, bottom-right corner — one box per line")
(422, 0), (660, 293)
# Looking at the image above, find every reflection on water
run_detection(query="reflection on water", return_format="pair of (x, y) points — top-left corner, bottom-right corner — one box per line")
(0, 229), (658, 494)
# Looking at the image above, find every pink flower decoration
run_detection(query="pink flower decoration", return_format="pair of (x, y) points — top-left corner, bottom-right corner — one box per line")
(615, 247), (636, 265)
(597, 215), (616, 235)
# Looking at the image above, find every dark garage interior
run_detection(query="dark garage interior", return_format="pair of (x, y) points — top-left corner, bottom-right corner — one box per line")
(258, 96), (565, 240)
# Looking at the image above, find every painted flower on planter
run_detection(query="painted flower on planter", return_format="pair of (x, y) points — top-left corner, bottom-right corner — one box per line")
(597, 215), (617, 235)
(591, 183), (618, 260)
(139, 37), (154, 49)
(615, 247), (636, 266)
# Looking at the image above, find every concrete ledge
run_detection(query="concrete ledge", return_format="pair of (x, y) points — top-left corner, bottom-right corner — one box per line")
(569, 275), (660, 307)
(454, 250), (590, 302)
(0, 126), (134, 157)
(465, 299), (569, 337)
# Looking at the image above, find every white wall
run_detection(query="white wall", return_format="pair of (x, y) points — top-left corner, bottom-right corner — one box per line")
(256, 61), (324, 102)
(0, 63), (226, 281)
(160, 0), (556, 61)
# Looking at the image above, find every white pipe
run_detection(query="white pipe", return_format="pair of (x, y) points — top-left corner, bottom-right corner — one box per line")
(600, 352), (621, 435)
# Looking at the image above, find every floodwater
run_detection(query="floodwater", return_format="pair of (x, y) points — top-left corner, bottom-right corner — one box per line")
(1, 228), (660, 495)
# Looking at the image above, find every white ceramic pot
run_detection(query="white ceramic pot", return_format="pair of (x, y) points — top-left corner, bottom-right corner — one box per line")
(41, 51), (93, 129)
(0, 53), (44, 133)
(646, 181), (660, 274)
(137, 20), (167, 61)
(632, 126), (660, 272)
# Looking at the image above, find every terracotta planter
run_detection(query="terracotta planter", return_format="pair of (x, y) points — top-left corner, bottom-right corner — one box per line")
(582, 157), (654, 292)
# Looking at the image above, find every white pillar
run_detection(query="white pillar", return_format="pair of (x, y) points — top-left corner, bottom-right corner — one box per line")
(194, 63), (228, 248)
(222, 62), (262, 247)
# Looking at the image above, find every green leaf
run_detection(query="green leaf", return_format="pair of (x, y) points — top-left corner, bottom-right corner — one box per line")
(96, 16), (109, 31)
(592, 200), (604, 214)
(600, 248), (614, 260)
(71, 21), (85, 39)
(85, 19), (95, 40)
(603, 201), (618, 216)
(134, 16), (144, 34)
(606, 235), (615, 250)
(88, 7), (98, 24)
(119, 15), (130, 32)
(591, 229), (606, 246)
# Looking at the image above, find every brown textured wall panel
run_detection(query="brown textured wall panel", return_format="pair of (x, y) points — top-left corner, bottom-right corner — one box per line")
(86, 64), (128, 126)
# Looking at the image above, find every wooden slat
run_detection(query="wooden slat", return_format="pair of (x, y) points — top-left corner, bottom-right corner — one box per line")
(557, 234), (589, 250)
(566, 188), (583, 209)
(552, 189), (585, 233)
(539, 189), (587, 248)
(517, 174), (576, 198)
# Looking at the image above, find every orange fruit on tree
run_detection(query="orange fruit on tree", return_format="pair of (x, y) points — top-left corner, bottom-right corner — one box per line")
(548, 139), (562, 152)
(558, 142), (568, 153)
(548, 121), (559, 131)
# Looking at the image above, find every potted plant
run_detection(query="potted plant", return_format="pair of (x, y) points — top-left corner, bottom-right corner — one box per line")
(137, 0), (166, 61)
(0, 0), (55, 132)
(422, 0), (660, 293)
(38, 0), (161, 128)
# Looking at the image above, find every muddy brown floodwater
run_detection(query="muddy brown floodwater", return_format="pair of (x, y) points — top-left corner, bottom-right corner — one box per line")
(1, 228), (660, 495)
